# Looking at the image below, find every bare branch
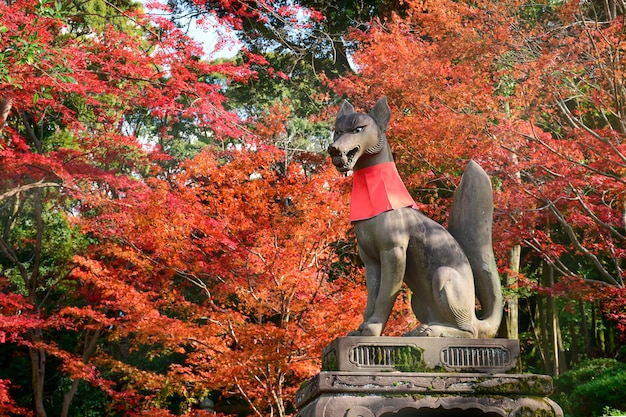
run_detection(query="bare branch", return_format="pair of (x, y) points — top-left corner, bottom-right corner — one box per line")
(0, 180), (61, 202)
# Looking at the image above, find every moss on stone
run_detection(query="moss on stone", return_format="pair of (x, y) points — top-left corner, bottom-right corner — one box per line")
(473, 374), (553, 395)
(515, 405), (557, 417)
(392, 346), (427, 372)
(322, 350), (338, 371)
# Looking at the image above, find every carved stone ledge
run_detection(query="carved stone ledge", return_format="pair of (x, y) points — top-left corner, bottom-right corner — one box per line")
(297, 393), (563, 417)
(296, 372), (555, 409)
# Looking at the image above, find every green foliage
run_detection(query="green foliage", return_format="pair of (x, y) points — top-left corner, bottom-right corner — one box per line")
(553, 358), (626, 417)
(225, 52), (333, 153)
(0, 345), (31, 410)
(66, 0), (141, 36)
(47, 377), (111, 417)
(1, 193), (88, 296)
(602, 407), (626, 416)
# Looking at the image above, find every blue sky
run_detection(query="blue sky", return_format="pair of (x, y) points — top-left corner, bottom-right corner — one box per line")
(142, 0), (240, 59)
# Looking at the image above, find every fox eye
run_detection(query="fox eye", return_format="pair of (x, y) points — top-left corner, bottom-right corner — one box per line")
(353, 126), (364, 133)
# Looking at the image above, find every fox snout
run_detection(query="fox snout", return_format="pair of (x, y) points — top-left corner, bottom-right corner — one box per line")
(328, 143), (360, 172)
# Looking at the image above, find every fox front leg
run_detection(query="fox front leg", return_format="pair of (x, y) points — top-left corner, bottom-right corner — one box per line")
(348, 249), (380, 336)
(357, 246), (407, 336)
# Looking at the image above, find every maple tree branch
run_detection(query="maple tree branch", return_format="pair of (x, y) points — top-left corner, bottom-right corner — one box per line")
(0, 184), (41, 289)
(521, 235), (577, 280)
(61, 328), (102, 417)
(570, 185), (625, 242)
(547, 211), (620, 286)
(123, 240), (235, 315)
(18, 110), (43, 153)
(0, 180), (61, 202)
(555, 99), (626, 165)
(0, 235), (30, 289)
(516, 176), (622, 287)
(527, 175), (621, 286)
(519, 127), (626, 186)
(185, 337), (223, 353)
(29, 188), (44, 293)
(227, 318), (240, 348)
(234, 376), (264, 417)
(576, 8), (626, 134)
(0, 96), (12, 136)
(101, 0), (160, 39)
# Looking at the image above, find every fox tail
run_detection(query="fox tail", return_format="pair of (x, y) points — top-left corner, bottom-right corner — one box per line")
(448, 160), (503, 338)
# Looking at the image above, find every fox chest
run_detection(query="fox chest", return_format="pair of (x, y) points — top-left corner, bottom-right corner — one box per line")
(350, 162), (417, 222)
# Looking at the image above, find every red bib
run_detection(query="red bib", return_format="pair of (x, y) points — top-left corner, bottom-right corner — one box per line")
(350, 162), (417, 222)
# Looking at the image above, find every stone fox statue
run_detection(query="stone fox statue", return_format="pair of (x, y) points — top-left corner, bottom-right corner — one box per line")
(328, 97), (503, 338)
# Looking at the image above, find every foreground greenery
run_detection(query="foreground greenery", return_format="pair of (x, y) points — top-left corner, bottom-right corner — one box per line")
(553, 358), (626, 417)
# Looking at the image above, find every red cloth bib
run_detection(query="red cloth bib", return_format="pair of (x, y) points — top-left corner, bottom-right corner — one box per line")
(350, 162), (418, 222)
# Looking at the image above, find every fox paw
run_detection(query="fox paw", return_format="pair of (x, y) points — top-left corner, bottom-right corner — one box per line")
(403, 325), (433, 337)
(348, 322), (383, 336)
(404, 324), (474, 338)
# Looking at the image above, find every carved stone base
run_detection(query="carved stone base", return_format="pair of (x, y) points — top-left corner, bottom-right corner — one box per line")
(296, 338), (563, 417)
(296, 372), (563, 417)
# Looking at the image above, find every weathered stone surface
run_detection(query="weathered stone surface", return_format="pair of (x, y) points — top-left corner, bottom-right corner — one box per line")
(296, 338), (563, 417)
(328, 97), (503, 338)
(322, 337), (520, 373)
(297, 393), (563, 417)
(296, 372), (555, 408)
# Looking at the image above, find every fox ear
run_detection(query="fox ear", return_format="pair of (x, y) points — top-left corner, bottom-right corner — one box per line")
(369, 96), (391, 132)
(337, 100), (355, 119)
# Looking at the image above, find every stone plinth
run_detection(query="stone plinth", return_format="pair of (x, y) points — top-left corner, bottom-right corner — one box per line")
(296, 337), (563, 417)
(322, 337), (520, 373)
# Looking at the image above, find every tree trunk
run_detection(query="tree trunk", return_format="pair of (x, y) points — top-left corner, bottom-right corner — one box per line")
(537, 293), (551, 373)
(503, 148), (521, 340)
(535, 261), (550, 373)
(568, 317), (580, 365)
(542, 262), (567, 375)
(29, 342), (48, 417)
(60, 329), (102, 417)
(555, 309), (568, 374)
(0, 96), (12, 136)
(592, 304), (605, 355)
(544, 263), (559, 375)
(580, 301), (592, 357)
(505, 245), (520, 339)
(527, 297), (548, 371)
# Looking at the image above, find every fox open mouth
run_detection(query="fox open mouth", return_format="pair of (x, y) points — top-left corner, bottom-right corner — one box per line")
(332, 146), (360, 172)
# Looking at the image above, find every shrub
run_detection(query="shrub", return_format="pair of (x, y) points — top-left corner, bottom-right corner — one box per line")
(552, 359), (626, 417)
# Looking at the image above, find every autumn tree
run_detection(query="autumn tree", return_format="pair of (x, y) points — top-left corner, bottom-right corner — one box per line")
(75, 143), (364, 416)
(164, 0), (416, 163)
(0, 0), (325, 414)
(166, 0), (407, 76)
(496, 0), (626, 372)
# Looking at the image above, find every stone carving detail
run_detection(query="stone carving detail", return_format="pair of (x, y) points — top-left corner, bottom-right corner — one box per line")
(328, 96), (502, 338)
(322, 336), (520, 373)
(441, 345), (510, 369)
(298, 395), (562, 417)
(344, 406), (375, 417)
(297, 373), (564, 417)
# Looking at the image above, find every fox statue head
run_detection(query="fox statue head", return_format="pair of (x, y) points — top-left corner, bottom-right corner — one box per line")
(328, 96), (393, 172)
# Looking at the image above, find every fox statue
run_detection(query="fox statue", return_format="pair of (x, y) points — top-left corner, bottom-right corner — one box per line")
(328, 96), (503, 338)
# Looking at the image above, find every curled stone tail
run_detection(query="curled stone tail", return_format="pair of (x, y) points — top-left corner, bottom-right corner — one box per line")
(448, 161), (503, 338)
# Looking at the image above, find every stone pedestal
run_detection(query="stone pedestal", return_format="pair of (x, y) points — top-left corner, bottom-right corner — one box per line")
(296, 337), (563, 417)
